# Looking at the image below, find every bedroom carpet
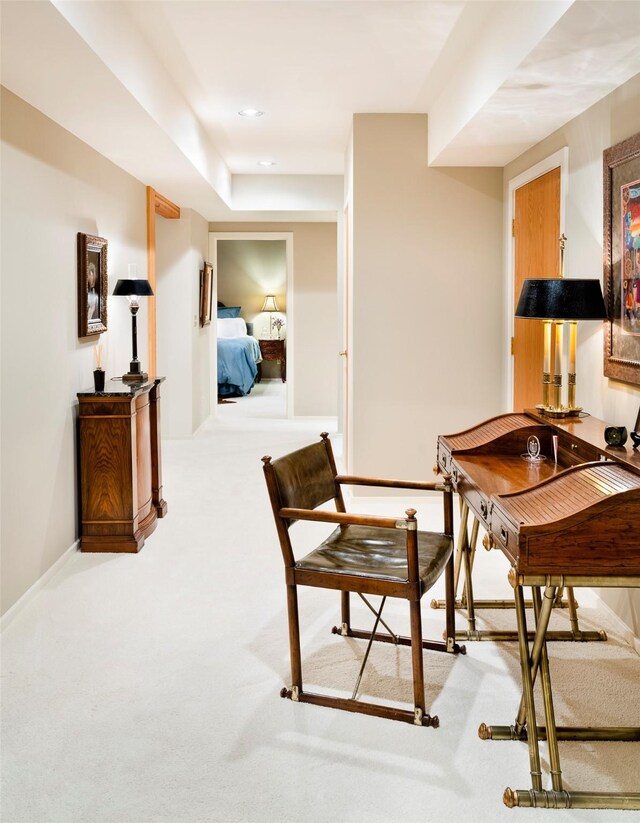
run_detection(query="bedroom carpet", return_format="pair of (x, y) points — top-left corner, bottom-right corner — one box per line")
(1, 380), (639, 823)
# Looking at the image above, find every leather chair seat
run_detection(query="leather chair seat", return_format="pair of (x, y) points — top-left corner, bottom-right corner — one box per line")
(296, 524), (453, 588)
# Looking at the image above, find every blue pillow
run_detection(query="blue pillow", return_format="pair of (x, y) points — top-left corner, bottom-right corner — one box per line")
(217, 306), (241, 318)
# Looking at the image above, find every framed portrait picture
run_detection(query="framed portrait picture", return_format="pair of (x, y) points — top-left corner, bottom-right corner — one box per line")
(200, 262), (213, 326)
(603, 132), (640, 386)
(77, 233), (108, 338)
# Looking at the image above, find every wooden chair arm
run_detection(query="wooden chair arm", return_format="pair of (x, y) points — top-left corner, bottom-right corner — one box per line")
(336, 474), (450, 492)
(279, 507), (408, 530)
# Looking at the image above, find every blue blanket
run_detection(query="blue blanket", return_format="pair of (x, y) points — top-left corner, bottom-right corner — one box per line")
(217, 336), (261, 397)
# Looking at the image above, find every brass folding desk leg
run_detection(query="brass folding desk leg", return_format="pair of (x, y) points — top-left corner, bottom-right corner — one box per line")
(462, 528), (476, 634)
(482, 576), (640, 811)
(567, 586), (580, 636)
(467, 516), (479, 584)
(453, 498), (467, 602)
(431, 497), (468, 609)
(532, 586), (563, 793)
(515, 581), (543, 791)
(479, 581), (557, 742)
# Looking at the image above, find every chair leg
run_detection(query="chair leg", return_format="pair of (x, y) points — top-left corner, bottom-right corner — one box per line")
(282, 586), (440, 727)
(340, 591), (350, 635)
(283, 583), (303, 700)
(409, 599), (434, 727)
(444, 554), (466, 655)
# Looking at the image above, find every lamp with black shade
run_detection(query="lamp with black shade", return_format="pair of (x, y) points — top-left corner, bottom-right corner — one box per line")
(113, 277), (154, 383)
(515, 277), (607, 418)
(261, 294), (279, 339)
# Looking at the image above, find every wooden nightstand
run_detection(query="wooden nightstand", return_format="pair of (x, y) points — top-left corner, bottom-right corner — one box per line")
(257, 338), (286, 382)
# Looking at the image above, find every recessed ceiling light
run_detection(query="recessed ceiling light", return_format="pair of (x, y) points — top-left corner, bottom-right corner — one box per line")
(257, 160), (276, 167)
(238, 108), (264, 118)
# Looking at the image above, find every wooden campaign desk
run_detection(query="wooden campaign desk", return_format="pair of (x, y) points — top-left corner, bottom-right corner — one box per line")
(437, 411), (640, 810)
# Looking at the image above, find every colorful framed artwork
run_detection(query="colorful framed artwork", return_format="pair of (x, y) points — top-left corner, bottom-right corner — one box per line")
(200, 262), (213, 326)
(603, 131), (640, 385)
(77, 233), (108, 338)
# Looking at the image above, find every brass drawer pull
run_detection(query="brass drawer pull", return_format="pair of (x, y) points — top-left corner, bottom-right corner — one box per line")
(500, 525), (508, 545)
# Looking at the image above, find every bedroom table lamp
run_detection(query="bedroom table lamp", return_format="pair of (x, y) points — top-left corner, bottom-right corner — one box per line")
(113, 277), (154, 383)
(261, 294), (279, 338)
(515, 277), (607, 417)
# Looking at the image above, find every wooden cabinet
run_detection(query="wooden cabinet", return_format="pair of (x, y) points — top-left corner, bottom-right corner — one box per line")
(77, 377), (167, 552)
(258, 338), (286, 382)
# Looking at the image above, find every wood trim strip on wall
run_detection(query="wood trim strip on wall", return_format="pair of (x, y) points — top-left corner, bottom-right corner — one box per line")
(146, 186), (180, 376)
(154, 191), (181, 220)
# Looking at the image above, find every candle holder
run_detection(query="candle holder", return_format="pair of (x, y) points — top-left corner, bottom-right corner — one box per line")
(93, 368), (105, 392)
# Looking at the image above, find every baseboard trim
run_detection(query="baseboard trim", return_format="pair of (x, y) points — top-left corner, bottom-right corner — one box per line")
(1, 540), (79, 632)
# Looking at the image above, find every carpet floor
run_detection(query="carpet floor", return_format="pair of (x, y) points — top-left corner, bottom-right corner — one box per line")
(1, 381), (639, 822)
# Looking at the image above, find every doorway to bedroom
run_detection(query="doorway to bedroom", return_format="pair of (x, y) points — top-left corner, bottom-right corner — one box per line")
(210, 232), (293, 420)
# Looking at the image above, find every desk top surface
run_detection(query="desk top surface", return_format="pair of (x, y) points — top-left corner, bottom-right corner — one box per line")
(77, 375), (165, 398)
(438, 410), (640, 575)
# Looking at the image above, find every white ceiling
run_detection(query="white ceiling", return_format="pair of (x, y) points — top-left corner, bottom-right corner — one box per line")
(2, 0), (640, 219)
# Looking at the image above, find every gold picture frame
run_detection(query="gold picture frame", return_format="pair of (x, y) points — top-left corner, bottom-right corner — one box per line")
(200, 262), (213, 326)
(603, 131), (640, 386)
(77, 233), (108, 338)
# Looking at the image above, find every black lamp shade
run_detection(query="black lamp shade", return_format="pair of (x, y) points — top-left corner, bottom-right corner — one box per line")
(113, 279), (154, 297)
(515, 278), (607, 320)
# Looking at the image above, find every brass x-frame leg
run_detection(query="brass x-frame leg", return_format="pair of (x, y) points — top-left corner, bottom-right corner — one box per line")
(480, 574), (640, 811)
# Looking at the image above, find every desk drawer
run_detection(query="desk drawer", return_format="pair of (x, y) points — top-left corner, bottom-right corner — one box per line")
(489, 505), (519, 567)
(464, 487), (491, 529)
(437, 440), (452, 475)
(454, 474), (491, 529)
(259, 339), (285, 360)
(557, 435), (601, 467)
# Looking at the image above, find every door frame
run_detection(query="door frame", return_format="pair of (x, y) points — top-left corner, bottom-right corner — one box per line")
(209, 231), (294, 418)
(505, 147), (569, 409)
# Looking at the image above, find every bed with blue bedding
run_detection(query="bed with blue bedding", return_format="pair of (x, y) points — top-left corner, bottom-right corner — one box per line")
(217, 309), (262, 397)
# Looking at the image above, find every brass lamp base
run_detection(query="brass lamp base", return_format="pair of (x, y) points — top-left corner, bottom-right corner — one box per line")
(535, 404), (582, 419)
(122, 371), (148, 384)
(121, 356), (147, 384)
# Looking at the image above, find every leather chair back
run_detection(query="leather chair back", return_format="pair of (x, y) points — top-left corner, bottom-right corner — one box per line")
(269, 441), (337, 520)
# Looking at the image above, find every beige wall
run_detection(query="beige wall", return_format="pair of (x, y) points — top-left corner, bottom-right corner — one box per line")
(217, 239), (287, 379)
(504, 72), (640, 638)
(156, 209), (211, 437)
(190, 212), (213, 432)
(210, 223), (338, 417)
(1, 88), (147, 613)
(348, 114), (504, 481)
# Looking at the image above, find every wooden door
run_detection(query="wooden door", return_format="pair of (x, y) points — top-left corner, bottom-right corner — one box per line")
(513, 168), (561, 411)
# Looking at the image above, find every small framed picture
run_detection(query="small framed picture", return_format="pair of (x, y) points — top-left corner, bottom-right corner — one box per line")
(77, 233), (108, 338)
(200, 262), (213, 326)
